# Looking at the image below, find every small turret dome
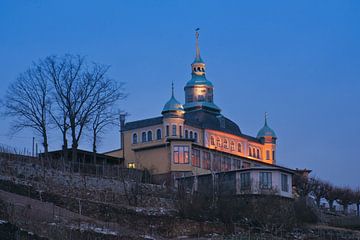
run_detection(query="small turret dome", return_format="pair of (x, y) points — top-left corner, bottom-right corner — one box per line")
(162, 83), (185, 116)
(257, 113), (277, 138)
(162, 95), (184, 114)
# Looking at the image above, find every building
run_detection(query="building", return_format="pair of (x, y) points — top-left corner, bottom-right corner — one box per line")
(105, 31), (294, 197)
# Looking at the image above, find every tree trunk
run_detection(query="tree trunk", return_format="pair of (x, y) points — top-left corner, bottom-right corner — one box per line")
(357, 203), (359, 217)
(316, 198), (321, 208)
(92, 129), (97, 165)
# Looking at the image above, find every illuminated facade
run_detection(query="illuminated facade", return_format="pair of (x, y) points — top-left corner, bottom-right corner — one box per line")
(106, 31), (293, 196)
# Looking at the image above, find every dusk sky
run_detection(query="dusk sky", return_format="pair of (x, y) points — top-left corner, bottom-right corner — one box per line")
(0, 1), (359, 187)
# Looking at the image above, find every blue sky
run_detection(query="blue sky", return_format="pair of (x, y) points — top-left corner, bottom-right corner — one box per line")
(0, 0), (359, 186)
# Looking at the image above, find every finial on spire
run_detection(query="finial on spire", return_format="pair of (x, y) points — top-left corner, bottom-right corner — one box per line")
(264, 112), (268, 126)
(171, 82), (174, 97)
(195, 28), (200, 60)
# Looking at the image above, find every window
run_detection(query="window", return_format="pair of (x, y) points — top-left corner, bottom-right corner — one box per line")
(230, 141), (235, 151)
(179, 125), (182, 138)
(256, 149), (260, 159)
(242, 162), (251, 169)
(216, 137), (221, 147)
(210, 136), (215, 145)
(259, 172), (272, 189)
(191, 149), (200, 167)
(235, 160), (242, 169)
(223, 139), (228, 149)
(248, 147), (251, 156)
(202, 151), (211, 170)
(190, 131), (193, 139)
(172, 125), (177, 136)
(213, 154), (221, 171)
(266, 150), (270, 160)
(252, 148), (256, 157)
(166, 125), (169, 136)
(221, 156), (231, 171)
(240, 172), (251, 190)
(132, 133), (138, 144)
(194, 132), (198, 142)
(147, 131), (152, 141)
(156, 129), (162, 140)
(142, 132), (147, 142)
(173, 146), (189, 164)
(272, 150), (275, 161)
(185, 130), (189, 139)
(281, 174), (289, 192)
(237, 143), (242, 152)
(128, 163), (135, 169)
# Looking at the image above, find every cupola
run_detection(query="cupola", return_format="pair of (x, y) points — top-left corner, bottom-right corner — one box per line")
(162, 83), (185, 118)
(257, 113), (277, 141)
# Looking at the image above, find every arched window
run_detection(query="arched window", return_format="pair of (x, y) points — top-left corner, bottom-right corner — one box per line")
(197, 67), (201, 71)
(193, 67), (196, 72)
(190, 131), (193, 139)
(237, 143), (242, 152)
(252, 148), (256, 157)
(210, 136), (215, 145)
(223, 139), (228, 149)
(216, 137), (221, 147)
(156, 129), (162, 140)
(194, 132), (198, 142)
(230, 141), (235, 151)
(166, 125), (169, 136)
(248, 147), (252, 156)
(185, 130), (189, 139)
(172, 125), (177, 136)
(132, 133), (138, 144)
(147, 130), (152, 141)
(256, 149), (260, 159)
(201, 68), (205, 72)
(179, 125), (182, 137)
(142, 132), (147, 142)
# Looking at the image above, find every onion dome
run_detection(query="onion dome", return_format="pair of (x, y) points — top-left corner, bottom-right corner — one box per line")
(257, 113), (277, 138)
(162, 83), (185, 116)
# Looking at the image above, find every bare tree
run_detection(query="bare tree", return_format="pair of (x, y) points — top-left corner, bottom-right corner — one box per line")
(353, 188), (360, 217)
(88, 80), (126, 164)
(43, 55), (125, 166)
(3, 64), (51, 158)
(310, 177), (327, 208)
(335, 187), (354, 214)
(323, 182), (338, 211)
(293, 174), (312, 198)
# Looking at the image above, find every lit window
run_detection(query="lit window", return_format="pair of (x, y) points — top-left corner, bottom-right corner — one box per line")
(173, 146), (189, 164)
(142, 132), (147, 142)
(223, 139), (228, 149)
(248, 147), (251, 156)
(210, 136), (215, 145)
(216, 137), (221, 147)
(266, 150), (270, 160)
(272, 150), (275, 161)
(252, 148), (256, 157)
(132, 133), (138, 144)
(156, 129), (162, 140)
(191, 149), (200, 167)
(194, 132), (198, 142)
(281, 174), (289, 192)
(230, 141), (235, 151)
(166, 125), (169, 136)
(238, 143), (242, 152)
(147, 131), (152, 141)
(259, 172), (272, 189)
(128, 163), (135, 169)
(240, 172), (251, 190)
(256, 149), (260, 159)
(202, 151), (211, 170)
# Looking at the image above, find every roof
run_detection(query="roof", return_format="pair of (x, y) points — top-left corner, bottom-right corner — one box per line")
(162, 95), (184, 114)
(184, 109), (241, 134)
(257, 119), (277, 138)
(123, 116), (163, 131)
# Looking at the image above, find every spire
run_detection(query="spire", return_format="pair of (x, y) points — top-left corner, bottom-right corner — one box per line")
(171, 82), (174, 97)
(195, 28), (201, 61)
(264, 112), (268, 126)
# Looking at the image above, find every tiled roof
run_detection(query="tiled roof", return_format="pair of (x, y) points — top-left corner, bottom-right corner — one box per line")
(123, 116), (163, 131)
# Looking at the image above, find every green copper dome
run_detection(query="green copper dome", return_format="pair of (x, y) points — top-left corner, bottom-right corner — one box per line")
(162, 95), (184, 113)
(185, 74), (213, 87)
(257, 116), (277, 138)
